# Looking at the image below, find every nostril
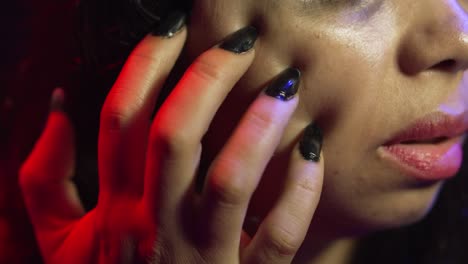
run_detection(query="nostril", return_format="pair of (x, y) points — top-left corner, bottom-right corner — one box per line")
(432, 59), (457, 71)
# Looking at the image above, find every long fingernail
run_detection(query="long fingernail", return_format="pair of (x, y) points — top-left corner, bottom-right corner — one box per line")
(299, 123), (323, 162)
(219, 26), (258, 54)
(265, 68), (301, 101)
(50, 87), (65, 112)
(152, 11), (186, 38)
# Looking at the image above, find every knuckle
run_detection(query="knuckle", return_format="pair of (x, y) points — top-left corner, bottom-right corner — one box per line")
(295, 174), (321, 195)
(150, 121), (196, 155)
(244, 108), (277, 134)
(18, 165), (44, 193)
(100, 106), (133, 132)
(129, 50), (161, 66)
(190, 54), (226, 83)
(264, 223), (302, 257)
(208, 161), (251, 206)
(18, 167), (32, 191)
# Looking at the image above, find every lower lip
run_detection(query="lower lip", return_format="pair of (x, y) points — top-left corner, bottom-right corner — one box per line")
(378, 136), (465, 181)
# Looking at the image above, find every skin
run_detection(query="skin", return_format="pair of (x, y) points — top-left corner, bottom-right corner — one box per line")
(186, 0), (468, 260)
(20, 26), (323, 264)
(190, 0), (468, 234)
(19, 0), (468, 263)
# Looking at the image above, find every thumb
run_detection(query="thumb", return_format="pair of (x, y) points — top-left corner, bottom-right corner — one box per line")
(19, 88), (84, 240)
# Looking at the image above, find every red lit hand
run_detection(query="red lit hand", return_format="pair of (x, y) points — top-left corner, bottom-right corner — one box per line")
(19, 23), (323, 264)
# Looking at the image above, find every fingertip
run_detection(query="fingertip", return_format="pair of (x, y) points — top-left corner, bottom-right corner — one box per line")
(290, 125), (325, 188)
(50, 87), (65, 112)
(151, 11), (186, 38)
(218, 26), (258, 54)
(299, 123), (323, 163)
(48, 87), (74, 135)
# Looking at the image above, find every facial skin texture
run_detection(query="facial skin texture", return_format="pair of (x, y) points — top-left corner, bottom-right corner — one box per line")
(185, 0), (468, 260)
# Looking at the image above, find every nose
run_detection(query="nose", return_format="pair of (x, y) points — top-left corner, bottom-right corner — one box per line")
(398, 0), (468, 75)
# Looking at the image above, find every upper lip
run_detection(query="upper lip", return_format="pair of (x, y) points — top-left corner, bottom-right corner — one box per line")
(384, 111), (468, 145)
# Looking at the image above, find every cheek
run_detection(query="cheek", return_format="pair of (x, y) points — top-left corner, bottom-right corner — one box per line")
(255, 13), (396, 124)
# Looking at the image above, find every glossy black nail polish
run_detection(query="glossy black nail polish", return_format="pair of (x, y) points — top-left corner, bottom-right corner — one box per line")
(152, 11), (186, 37)
(299, 123), (323, 162)
(219, 26), (258, 54)
(50, 87), (65, 112)
(265, 68), (301, 101)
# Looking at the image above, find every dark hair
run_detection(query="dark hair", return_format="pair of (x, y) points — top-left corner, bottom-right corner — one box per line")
(78, 0), (192, 67)
(71, 0), (194, 207)
(75, 1), (468, 263)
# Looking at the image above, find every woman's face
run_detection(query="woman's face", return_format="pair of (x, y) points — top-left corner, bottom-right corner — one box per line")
(186, 0), (468, 238)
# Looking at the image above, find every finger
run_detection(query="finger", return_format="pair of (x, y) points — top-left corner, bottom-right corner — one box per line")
(244, 124), (324, 264)
(19, 88), (84, 242)
(144, 27), (258, 219)
(198, 68), (301, 257)
(98, 12), (187, 198)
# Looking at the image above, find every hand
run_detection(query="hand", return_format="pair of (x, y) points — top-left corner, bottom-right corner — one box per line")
(19, 14), (324, 264)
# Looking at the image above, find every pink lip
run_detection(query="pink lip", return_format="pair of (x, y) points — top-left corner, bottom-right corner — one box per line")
(379, 112), (468, 181)
(384, 112), (468, 145)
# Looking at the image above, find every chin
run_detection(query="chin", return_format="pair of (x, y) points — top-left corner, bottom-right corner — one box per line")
(368, 181), (444, 228)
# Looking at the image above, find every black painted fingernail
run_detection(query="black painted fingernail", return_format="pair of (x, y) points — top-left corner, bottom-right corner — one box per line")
(152, 11), (186, 38)
(299, 123), (323, 162)
(50, 87), (65, 112)
(265, 68), (301, 101)
(219, 26), (258, 54)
